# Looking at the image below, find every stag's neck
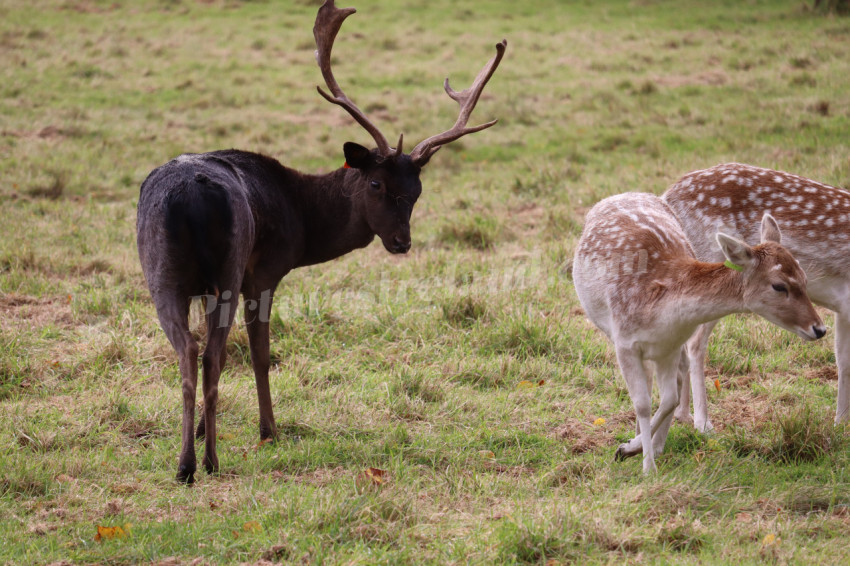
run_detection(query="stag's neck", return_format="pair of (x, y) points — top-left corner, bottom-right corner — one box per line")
(670, 259), (747, 325)
(294, 168), (375, 267)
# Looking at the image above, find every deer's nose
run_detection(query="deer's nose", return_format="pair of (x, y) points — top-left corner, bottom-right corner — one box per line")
(813, 325), (827, 340)
(392, 235), (411, 253)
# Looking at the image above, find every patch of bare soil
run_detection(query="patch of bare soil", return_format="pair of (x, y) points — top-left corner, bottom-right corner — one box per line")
(653, 70), (729, 88)
(713, 391), (773, 432)
(552, 411), (634, 454)
(805, 366), (837, 383)
(0, 293), (74, 331)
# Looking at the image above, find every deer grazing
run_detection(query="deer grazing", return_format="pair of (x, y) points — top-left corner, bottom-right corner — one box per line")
(136, 0), (506, 483)
(664, 163), (850, 432)
(572, 192), (825, 473)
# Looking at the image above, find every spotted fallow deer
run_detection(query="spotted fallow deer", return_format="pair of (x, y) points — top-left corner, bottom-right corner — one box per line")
(664, 163), (848, 432)
(136, 0), (507, 483)
(572, 192), (825, 473)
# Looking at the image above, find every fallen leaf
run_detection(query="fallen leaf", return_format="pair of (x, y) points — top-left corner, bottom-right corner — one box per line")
(714, 378), (721, 393)
(537, 379), (546, 386)
(593, 418), (606, 426)
(516, 380), (537, 389)
(478, 450), (496, 460)
(254, 438), (273, 450)
(94, 524), (129, 542)
(55, 474), (74, 483)
(242, 521), (262, 534)
(217, 432), (236, 441)
(761, 533), (780, 547)
(355, 467), (387, 491)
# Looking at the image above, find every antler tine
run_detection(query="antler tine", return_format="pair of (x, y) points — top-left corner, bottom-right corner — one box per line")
(410, 40), (507, 165)
(314, 0), (392, 156)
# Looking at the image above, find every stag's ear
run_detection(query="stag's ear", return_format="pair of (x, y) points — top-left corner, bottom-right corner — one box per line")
(343, 142), (373, 170)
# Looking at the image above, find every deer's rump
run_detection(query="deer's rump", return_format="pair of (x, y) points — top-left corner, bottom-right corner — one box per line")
(138, 157), (237, 299)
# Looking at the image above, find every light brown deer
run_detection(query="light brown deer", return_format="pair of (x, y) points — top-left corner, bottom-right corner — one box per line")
(137, 0), (506, 483)
(664, 163), (849, 432)
(572, 192), (825, 473)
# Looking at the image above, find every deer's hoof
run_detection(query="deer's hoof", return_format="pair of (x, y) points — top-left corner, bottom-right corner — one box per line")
(614, 445), (628, 462)
(177, 465), (196, 484)
(203, 457), (220, 476)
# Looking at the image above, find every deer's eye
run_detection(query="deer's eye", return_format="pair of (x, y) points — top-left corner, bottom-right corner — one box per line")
(369, 180), (382, 191)
(772, 283), (788, 294)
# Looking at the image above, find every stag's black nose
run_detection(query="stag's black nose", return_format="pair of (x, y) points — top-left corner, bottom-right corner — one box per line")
(814, 325), (827, 339)
(392, 236), (411, 254)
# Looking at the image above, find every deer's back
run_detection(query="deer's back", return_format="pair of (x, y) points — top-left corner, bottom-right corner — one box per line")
(573, 193), (695, 340)
(664, 163), (850, 275)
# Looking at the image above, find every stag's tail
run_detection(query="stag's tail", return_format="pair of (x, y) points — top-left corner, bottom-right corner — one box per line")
(163, 172), (234, 297)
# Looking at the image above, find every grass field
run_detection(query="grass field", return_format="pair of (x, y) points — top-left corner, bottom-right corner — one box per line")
(1, 0), (850, 564)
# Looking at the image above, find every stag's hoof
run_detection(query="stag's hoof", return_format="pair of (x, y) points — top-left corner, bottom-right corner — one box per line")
(176, 465), (196, 484)
(195, 419), (206, 440)
(614, 446), (628, 462)
(203, 457), (220, 476)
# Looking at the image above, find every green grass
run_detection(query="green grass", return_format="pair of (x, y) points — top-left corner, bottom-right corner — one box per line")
(2, 0), (850, 563)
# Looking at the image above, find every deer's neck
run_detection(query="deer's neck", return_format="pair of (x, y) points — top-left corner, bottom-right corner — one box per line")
(294, 168), (375, 267)
(670, 259), (747, 325)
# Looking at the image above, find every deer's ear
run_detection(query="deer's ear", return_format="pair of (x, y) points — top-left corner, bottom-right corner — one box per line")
(343, 142), (373, 169)
(716, 232), (755, 269)
(760, 213), (782, 244)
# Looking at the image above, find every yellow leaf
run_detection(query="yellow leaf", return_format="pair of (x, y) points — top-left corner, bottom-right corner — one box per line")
(762, 533), (779, 546)
(94, 524), (127, 542)
(479, 450), (496, 460)
(217, 432), (236, 441)
(593, 418), (606, 426)
(714, 378), (721, 393)
(355, 467), (388, 491)
(242, 521), (262, 534)
(516, 380), (537, 389)
(254, 438), (274, 450)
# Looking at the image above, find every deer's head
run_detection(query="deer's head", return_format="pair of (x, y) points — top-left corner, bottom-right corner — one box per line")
(717, 214), (826, 341)
(314, 0), (506, 254)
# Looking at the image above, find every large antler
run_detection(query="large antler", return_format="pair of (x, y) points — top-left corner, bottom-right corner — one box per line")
(314, 0), (393, 157)
(409, 40), (507, 165)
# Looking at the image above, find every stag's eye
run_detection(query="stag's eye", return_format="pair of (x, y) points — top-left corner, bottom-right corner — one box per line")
(772, 283), (788, 294)
(369, 180), (382, 191)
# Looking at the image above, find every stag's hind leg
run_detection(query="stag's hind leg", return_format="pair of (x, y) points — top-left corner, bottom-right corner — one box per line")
(154, 295), (200, 484)
(199, 288), (240, 476)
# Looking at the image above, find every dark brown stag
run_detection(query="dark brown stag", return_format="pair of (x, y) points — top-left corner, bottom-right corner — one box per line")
(136, 0), (506, 483)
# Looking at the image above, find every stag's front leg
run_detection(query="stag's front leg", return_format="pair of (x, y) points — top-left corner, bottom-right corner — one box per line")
(244, 284), (277, 441)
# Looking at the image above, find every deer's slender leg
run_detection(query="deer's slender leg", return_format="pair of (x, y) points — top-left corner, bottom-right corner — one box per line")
(615, 347), (655, 473)
(650, 352), (682, 455)
(243, 282), (277, 441)
(200, 288), (239, 476)
(835, 313), (850, 423)
(673, 347), (692, 425)
(679, 321), (718, 433)
(154, 296), (199, 483)
(617, 350), (682, 460)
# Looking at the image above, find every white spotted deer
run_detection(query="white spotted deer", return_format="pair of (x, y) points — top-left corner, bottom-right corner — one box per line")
(572, 192), (825, 473)
(137, 0), (507, 483)
(664, 163), (849, 432)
